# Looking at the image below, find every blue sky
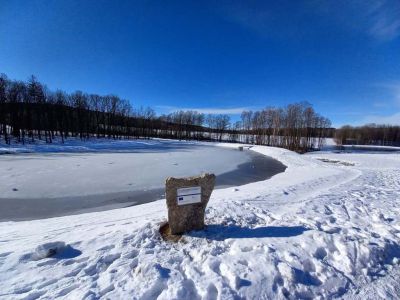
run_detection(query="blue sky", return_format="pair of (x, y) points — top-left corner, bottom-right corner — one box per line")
(1, 0), (399, 127)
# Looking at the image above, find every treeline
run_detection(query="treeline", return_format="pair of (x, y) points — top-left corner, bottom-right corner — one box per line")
(0, 74), (332, 152)
(335, 124), (400, 146)
(0, 74), (231, 144)
(238, 104), (332, 152)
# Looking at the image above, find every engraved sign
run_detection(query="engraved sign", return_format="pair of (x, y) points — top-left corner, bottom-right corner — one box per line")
(177, 186), (201, 205)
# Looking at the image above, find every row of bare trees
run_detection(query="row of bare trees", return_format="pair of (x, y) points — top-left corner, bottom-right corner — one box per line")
(0, 74), (144, 143)
(158, 111), (231, 141)
(335, 124), (400, 146)
(0, 74), (236, 144)
(0, 74), (333, 152)
(238, 103), (332, 152)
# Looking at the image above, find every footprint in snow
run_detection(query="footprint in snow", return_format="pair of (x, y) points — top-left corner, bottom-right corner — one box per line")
(314, 247), (327, 260)
(97, 245), (115, 251)
(0, 251), (12, 257)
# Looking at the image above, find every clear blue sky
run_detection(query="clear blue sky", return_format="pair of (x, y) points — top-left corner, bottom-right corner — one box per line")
(1, 0), (399, 127)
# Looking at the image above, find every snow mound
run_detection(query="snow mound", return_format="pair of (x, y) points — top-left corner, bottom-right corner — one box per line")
(18, 242), (82, 262)
(34, 241), (66, 260)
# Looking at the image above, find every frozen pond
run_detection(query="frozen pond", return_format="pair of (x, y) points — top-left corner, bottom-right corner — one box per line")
(0, 141), (286, 221)
(320, 141), (400, 153)
(332, 145), (400, 153)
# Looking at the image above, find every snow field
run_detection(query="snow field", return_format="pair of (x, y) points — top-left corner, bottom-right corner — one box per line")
(0, 142), (399, 299)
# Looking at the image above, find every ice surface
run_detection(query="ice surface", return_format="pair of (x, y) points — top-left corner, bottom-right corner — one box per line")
(0, 141), (251, 198)
(0, 139), (286, 220)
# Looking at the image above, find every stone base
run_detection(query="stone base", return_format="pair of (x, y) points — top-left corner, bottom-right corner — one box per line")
(159, 223), (182, 243)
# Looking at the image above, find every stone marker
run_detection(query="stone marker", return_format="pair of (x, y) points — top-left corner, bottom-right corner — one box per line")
(165, 173), (216, 235)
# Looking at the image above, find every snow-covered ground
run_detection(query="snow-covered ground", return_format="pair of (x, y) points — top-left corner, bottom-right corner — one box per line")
(0, 142), (399, 299)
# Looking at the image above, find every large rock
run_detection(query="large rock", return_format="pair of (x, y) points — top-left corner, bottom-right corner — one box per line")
(165, 173), (216, 235)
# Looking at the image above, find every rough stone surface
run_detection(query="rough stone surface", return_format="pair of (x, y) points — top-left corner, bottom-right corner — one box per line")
(165, 173), (216, 235)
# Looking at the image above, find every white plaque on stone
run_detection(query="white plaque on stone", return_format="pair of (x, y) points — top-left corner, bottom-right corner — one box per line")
(177, 186), (201, 205)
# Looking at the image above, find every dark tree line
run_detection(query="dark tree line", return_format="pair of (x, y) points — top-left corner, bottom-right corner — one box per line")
(1, 74), (136, 143)
(335, 124), (400, 146)
(0, 74), (333, 152)
(0, 74), (239, 144)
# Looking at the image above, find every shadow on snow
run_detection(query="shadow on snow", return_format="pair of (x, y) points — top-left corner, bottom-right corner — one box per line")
(188, 225), (309, 241)
(53, 245), (82, 259)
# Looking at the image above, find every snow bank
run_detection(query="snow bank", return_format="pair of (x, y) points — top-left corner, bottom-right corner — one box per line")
(0, 142), (399, 299)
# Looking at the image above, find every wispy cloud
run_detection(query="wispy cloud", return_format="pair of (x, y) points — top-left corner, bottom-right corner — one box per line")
(366, 0), (400, 40)
(156, 105), (256, 115)
(317, 0), (400, 41)
(221, 7), (268, 37)
(217, 0), (400, 41)
(217, 1), (309, 39)
(360, 111), (400, 125)
(375, 81), (400, 106)
(381, 82), (400, 104)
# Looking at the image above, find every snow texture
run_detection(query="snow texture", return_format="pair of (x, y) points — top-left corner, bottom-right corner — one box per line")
(0, 141), (400, 299)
